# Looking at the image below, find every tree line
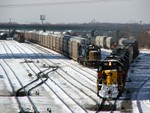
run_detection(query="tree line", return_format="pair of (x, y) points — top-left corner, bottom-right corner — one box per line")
(139, 31), (150, 49)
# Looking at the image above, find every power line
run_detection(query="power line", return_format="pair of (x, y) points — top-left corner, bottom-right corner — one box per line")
(0, 0), (125, 8)
(0, 0), (102, 8)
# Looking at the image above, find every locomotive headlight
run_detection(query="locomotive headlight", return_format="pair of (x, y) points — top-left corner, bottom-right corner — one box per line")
(109, 62), (111, 66)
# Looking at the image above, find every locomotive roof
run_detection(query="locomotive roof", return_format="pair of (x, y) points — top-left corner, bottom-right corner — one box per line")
(100, 59), (124, 67)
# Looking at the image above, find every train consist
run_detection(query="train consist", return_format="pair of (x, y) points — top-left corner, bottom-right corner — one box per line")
(95, 36), (131, 50)
(24, 31), (101, 67)
(0, 30), (25, 42)
(7, 29), (139, 100)
(97, 38), (139, 99)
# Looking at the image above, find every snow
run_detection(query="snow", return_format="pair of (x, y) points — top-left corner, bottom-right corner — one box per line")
(126, 50), (150, 113)
(0, 40), (150, 113)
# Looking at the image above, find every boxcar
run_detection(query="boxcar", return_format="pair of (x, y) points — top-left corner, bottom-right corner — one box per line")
(62, 35), (71, 56)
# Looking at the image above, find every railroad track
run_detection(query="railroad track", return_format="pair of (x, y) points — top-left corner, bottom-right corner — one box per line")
(136, 78), (150, 113)
(6, 40), (74, 113)
(22, 42), (98, 94)
(24, 42), (97, 88)
(13, 41), (102, 111)
(26, 42), (97, 78)
(0, 41), (39, 113)
(96, 98), (117, 113)
(136, 51), (150, 113)
(0, 63), (25, 112)
(3, 40), (74, 113)
(125, 52), (150, 113)
(11, 41), (92, 113)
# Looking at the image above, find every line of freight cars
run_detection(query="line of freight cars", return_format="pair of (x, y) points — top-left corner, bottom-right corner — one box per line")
(96, 38), (139, 99)
(0, 30), (25, 42)
(11, 29), (128, 51)
(24, 31), (101, 67)
(95, 36), (132, 49)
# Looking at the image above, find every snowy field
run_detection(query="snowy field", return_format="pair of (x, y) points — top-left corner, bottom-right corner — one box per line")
(0, 40), (150, 113)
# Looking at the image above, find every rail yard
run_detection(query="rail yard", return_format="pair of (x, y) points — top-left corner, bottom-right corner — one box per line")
(0, 0), (150, 112)
(0, 33), (150, 113)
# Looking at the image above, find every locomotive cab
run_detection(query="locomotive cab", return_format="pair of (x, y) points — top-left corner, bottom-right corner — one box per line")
(78, 44), (101, 67)
(97, 60), (124, 99)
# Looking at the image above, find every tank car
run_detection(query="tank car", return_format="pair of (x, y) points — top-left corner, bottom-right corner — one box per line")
(97, 38), (139, 99)
(95, 36), (117, 49)
(105, 36), (117, 49)
(95, 36), (107, 48)
(118, 38), (127, 46)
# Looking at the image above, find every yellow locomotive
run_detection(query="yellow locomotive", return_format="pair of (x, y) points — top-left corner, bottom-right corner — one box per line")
(97, 39), (139, 99)
(97, 60), (125, 99)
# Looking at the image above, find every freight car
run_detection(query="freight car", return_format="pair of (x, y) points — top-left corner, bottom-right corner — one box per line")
(95, 36), (107, 48)
(97, 38), (139, 99)
(24, 31), (101, 67)
(0, 32), (8, 40)
(95, 36), (117, 49)
(14, 32), (25, 42)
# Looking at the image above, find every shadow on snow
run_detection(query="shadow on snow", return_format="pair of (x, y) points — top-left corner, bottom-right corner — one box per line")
(0, 53), (67, 59)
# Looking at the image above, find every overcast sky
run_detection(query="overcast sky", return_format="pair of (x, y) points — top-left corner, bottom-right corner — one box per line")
(0, 0), (150, 24)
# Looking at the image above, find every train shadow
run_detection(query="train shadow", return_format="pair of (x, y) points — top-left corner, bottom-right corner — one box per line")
(118, 85), (150, 112)
(125, 83), (150, 101)
(0, 53), (67, 59)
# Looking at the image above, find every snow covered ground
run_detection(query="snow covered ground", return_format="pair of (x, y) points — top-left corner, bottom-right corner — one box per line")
(126, 49), (150, 113)
(0, 40), (150, 113)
